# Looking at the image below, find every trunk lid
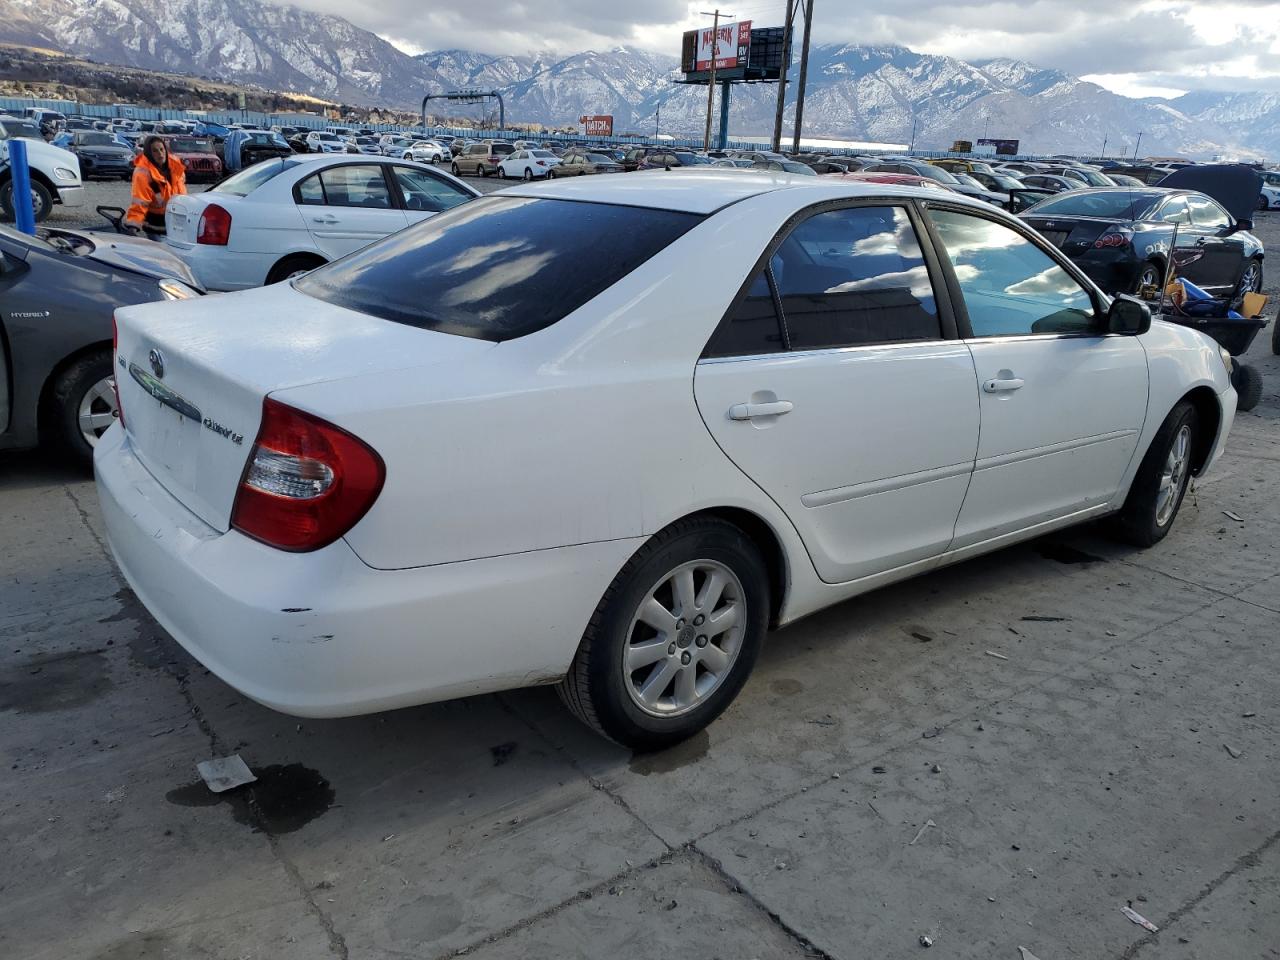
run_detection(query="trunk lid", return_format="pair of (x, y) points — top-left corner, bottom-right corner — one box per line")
(163, 193), (211, 247)
(1022, 214), (1118, 250)
(114, 282), (495, 532)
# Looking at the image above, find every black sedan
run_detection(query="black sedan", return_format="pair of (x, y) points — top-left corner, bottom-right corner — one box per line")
(863, 160), (1009, 206)
(0, 224), (202, 467)
(64, 130), (134, 180)
(1020, 186), (1263, 298)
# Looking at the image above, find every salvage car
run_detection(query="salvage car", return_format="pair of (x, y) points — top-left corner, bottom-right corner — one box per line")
(555, 149), (625, 176)
(1, 115), (86, 223)
(62, 130), (134, 180)
(0, 223), (200, 467)
(498, 149), (563, 180)
(160, 135), (223, 182)
(161, 155), (478, 291)
(1021, 183), (1263, 297)
(99, 172), (1235, 749)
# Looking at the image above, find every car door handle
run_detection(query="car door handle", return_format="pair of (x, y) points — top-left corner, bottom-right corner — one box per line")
(728, 400), (794, 420)
(983, 378), (1025, 393)
(312, 214), (339, 224)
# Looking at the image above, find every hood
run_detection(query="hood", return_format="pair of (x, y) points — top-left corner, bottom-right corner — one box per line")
(1157, 164), (1262, 222)
(78, 144), (132, 157)
(2, 137), (81, 179)
(78, 229), (202, 287)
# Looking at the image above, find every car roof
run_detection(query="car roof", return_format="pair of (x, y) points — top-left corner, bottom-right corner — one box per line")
(497, 168), (995, 215)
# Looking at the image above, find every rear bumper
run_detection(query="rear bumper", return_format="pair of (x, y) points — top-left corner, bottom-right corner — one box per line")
(1072, 251), (1142, 295)
(161, 240), (269, 292)
(94, 425), (639, 717)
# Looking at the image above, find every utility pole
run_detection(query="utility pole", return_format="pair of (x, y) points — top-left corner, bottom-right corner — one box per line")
(1100, 134), (1108, 160)
(790, 0), (815, 154)
(700, 10), (731, 152)
(655, 100), (660, 137)
(771, 0), (798, 153)
(909, 113), (918, 152)
(1133, 131), (1143, 159)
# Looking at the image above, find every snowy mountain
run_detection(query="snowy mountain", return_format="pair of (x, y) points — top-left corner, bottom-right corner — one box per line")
(0, 0), (1273, 158)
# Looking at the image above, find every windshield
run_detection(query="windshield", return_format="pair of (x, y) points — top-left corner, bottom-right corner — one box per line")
(314, 132), (340, 141)
(75, 132), (118, 147)
(779, 161), (817, 175)
(1027, 191), (1164, 220)
(209, 158), (300, 196)
(295, 197), (704, 341)
(1, 119), (43, 139)
(169, 137), (213, 153)
(531, 150), (556, 158)
(586, 153), (613, 163)
(245, 132), (286, 146)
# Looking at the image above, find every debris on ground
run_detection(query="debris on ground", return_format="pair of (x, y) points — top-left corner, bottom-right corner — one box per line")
(1224, 743), (1243, 759)
(196, 755), (257, 793)
(1242, 711), (1256, 718)
(1223, 510), (1244, 523)
(1021, 616), (1067, 622)
(930, 764), (942, 774)
(872, 765), (887, 774)
(911, 630), (935, 643)
(985, 650), (1010, 661)
(1018, 947), (1043, 960)
(1121, 905), (1159, 932)
(922, 726), (943, 738)
(919, 934), (934, 948)
(909, 819), (936, 845)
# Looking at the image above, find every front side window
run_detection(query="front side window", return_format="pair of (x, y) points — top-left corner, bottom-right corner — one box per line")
(1187, 195), (1230, 230)
(296, 197), (703, 341)
(930, 209), (1096, 338)
(316, 165), (392, 209)
(773, 206), (941, 350)
(1155, 197), (1191, 224)
(392, 167), (472, 213)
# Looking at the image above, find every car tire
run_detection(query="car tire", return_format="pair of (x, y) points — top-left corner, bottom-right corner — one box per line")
(476, 163), (487, 177)
(451, 162), (461, 176)
(266, 254), (326, 285)
(1273, 311), (1280, 355)
(558, 516), (770, 751)
(1113, 401), (1198, 548)
(1258, 195), (1270, 211)
(46, 350), (116, 471)
(1238, 257), (1263, 297)
(1131, 260), (1163, 295)
(1, 178), (54, 223)
(1232, 361), (1263, 412)
(546, 169), (556, 180)
(522, 168), (533, 181)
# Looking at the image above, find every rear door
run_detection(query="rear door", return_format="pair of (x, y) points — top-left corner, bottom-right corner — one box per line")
(297, 163), (407, 259)
(694, 202), (980, 584)
(924, 205), (1148, 546)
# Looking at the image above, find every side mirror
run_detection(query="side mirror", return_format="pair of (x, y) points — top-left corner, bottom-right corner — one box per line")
(1233, 219), (1253, 233)
(1107, 294), (1152, 336)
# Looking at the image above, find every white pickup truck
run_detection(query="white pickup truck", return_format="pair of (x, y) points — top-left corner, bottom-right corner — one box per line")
(0, 114), (86, 223)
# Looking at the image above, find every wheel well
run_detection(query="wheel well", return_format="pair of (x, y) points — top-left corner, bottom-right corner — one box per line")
(1182, 386), (1221, 475)
(38, 339), (112, 436)
(693, 507), (788, 628)
(268, 252), (325, 283)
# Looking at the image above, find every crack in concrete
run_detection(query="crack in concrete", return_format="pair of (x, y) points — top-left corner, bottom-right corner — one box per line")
(1119, 826), (1280, 959)
(1116, 555), (1280, 613)
(65, 483), (351, 960)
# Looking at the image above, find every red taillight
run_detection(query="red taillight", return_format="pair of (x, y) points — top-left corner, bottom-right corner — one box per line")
(196, 203), (232, 245)
(536, 160), (546, 166)
(231, 398), (385, 552)
(111, 314), (124, 428)
(1094, 229), (1133, 249)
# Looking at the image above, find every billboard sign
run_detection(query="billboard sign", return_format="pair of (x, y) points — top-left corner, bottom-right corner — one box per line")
(580, 115), (614, 137)
(977, 137), (1020, 156)
(695, 19), (752, 71)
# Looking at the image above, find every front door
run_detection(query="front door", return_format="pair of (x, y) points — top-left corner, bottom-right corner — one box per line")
(1175, 195), (1246, 296)
(296, 163), (407, 260)
(924, 206), (1150, 547)
(694, 203), (980, 584)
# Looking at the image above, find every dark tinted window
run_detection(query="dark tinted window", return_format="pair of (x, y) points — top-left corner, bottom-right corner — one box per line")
(296, 197), (703, 341)
(704, 268), (784, 358)
(1029, 191), (1162, 220)
(772, 206), (941, 350)
(931, 209), (1095, 337)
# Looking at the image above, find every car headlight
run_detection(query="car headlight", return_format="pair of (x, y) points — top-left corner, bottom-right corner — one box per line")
(53, 166), (78, 181)
(1219, 344), (1233, 375)
(159, 278), (199, 301)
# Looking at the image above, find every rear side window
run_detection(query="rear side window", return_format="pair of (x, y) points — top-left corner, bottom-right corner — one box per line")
(773, 206), (941, 350)
(704, 269), (784, 358)
(295, 197), (703, 341)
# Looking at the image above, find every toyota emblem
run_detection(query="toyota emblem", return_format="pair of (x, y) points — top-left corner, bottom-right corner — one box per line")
(148, 348), (165, 379)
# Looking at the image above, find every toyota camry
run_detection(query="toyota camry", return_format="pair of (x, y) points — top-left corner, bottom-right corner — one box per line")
(97, 171), (1237, 750)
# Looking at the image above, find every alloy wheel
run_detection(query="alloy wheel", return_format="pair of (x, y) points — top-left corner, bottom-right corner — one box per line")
(1155, 424), (1191, 527)
(622, 559), (746, 718)
(77, 375), (118, 448)
(1241, 261), (1262, 294)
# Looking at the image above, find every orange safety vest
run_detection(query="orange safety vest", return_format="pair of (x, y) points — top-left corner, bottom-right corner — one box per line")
(125, 153), (187, 228)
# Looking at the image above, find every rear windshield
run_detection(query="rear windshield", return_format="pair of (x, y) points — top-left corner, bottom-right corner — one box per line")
(209, 158), (301, 196)
(1028, 191), (1163, 220)
(295, 197), (703, 341)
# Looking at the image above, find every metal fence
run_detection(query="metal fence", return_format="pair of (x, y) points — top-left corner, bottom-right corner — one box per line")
(0, 95), (1100, 163)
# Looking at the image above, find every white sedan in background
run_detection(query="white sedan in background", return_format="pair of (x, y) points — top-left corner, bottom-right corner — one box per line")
(161, 155), (478, 290)
(304, 131), (348, 154)
(498, 149), (562, 179)
(402, 140), (451, 163)
(101, 172), (1234, 751)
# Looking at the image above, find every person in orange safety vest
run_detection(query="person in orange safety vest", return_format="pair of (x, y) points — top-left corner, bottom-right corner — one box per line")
(124, 136), (187, 236)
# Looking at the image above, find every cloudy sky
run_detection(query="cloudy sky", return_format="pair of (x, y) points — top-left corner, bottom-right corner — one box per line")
(287, 0), (1280, 98)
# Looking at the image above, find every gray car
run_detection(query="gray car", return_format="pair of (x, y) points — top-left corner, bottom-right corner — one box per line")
(66, 131), (135, 180)
(0, 223), (202, 467)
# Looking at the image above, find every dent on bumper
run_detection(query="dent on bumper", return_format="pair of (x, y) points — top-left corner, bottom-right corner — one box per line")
(94, 426), (641, 717)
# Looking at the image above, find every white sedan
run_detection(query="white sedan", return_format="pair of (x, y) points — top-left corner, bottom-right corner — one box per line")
(401, 140), (451, 163)
(304, 131), (347, 154)
(161, 155), (479, 291)
(498, 149), (562, 179)
(99, 171), (1235, 750)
